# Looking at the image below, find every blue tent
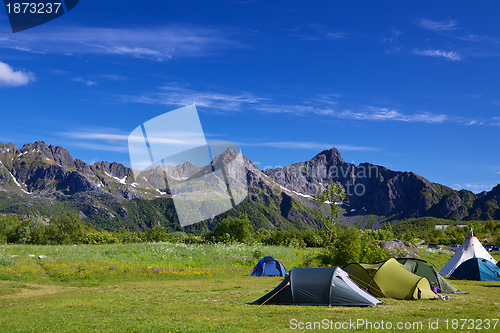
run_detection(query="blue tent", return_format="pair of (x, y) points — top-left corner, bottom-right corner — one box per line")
(251, 256), (286, 277)
(451, 258), (500, 281)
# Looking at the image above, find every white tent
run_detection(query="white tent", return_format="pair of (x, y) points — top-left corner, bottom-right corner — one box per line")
(440, 228), (497, 277)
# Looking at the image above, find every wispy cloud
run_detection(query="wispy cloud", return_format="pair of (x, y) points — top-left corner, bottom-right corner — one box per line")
(0, 61), (36, 87)
(290, 24), (347, 41)
(456, 33), (489, 42)
(58, 127), (210, 159)
(121, 84), (263, 112)
(490, 117), (500, 126)
(51, 70), (70, 75)
(68, 142), (129, 153)
(65, 130), (205, 146)
(9, 46), (46, 54)
(56, 128), (130, 153)
(412, 49), (463, 61)
(382, 28), (403, 44)
(335, 107), (449, 123)
(416, 18), (499, 48)
(326, 32), (346, 40)
(119, 85), (500, 126)
(239, 141), (379, 151)
(418, 19), (458, 31)
(100, 74), (127, 81)
(254, 104), (451, 124)
(462, 182), (497, 193)
(72, 77), (98, 86)
(0, 25), (241, 61)
(254, 104), (316, 114)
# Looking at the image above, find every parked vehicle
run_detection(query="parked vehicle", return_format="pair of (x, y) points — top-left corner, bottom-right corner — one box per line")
(427, 242), (442, 250)
(449, 244), (461, 252)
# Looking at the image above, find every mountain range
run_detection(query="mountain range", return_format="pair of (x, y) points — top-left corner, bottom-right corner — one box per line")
(0, 141), (499, 232)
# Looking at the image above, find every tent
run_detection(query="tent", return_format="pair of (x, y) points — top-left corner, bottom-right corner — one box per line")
(250, 267), (381, 306)
(343, 258), (438, 300)
(396, 258), (459, 293)
(439, 228), (497, 277)
(450, 258), (500, 281)
(251, 257), (286, 277)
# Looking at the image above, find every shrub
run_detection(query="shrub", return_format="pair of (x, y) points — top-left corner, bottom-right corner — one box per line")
(318, 226), (391, 266)
(252, 249), (264, 260)
(301, 252), (315, 268)
(16, 214), (47, 245)
(213, 215), (252, 243)
(253, 228), (272, 244)
(46, 215), (85, 245)
(302, 230), (324, 247)
(145, 225), (169, 242)
(82, 230), (119, 244)
(122, 233), (142, 244)
(0, 253), (13, 267)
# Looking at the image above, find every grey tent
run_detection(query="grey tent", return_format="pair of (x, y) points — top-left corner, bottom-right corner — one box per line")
(250, 267), (381, 306)
(396, 258), (459, 293)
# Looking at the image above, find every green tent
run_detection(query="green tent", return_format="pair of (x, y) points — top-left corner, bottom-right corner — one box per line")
(396, 258), (459, 293)
(250, 267), (381, 306)
(343, 258), (438, 300)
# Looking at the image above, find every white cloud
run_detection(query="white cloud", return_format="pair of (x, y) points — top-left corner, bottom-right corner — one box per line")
(336, 107), (449, 123)
(51, 70), (70, 75)
(64, 132), (130, 141)
(412, 49), (463, 61)
(69, 142), (129, 153)
(120, 85), (498, 127)
(418, 19), (458, 31)
(239, 141), (379, 151)
(0, 61), (36, 87)
(72, 77), (98, 86)
(60, 128), (208, 154)
(0, 25), (241, 61)
(292, 24), (347, 41)
(382, 28), (403, 44)
(100, 74), (127, 81)
(463, 182), (497, 193)
(457, 34), (488, 42)
(326, 32), (346, 40)
(254, 104), (316, 114)
(122, 84), (262, 111)
(9, 46), (46, 54)
(254, 104), (450, 124)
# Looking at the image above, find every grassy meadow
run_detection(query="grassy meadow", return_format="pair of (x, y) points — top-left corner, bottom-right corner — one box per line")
(0, 243), (499, 332)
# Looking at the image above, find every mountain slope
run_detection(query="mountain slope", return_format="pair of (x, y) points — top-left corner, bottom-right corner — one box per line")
(0, 142), (322, 231)
(0, 142), (498, 231)
(263, 148), (497, 225)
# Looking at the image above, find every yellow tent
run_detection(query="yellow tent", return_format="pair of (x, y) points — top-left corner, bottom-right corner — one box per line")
(343, 258), (438, 300)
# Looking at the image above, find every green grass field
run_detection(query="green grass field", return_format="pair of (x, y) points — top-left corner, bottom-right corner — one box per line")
(1, 243), (499, 332)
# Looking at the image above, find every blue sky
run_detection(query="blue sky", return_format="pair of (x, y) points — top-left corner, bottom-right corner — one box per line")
(0, 0), (499, 193)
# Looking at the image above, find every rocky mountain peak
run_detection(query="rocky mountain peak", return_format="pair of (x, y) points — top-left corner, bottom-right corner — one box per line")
(0, 142), (18, 154)
(1, 141), (500, 228)
(91, 161), (133, 179)
(19, 141), (76, 168)
(313, 147), (345, 165)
